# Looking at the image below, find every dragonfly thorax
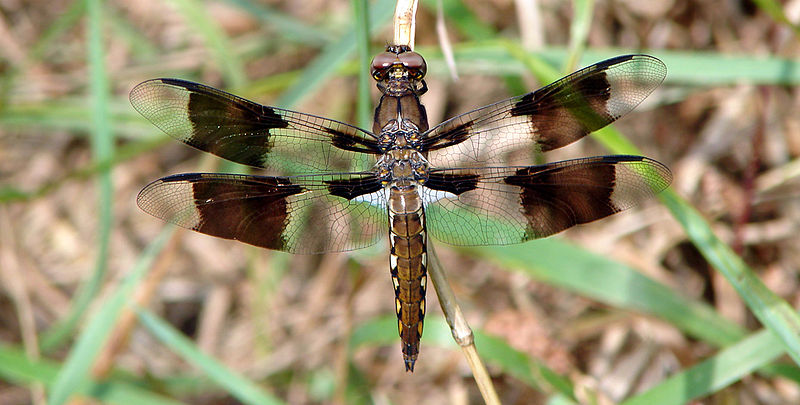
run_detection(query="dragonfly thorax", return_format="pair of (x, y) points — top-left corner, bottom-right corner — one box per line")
(376, 148), (429, 186)
(378, 116), (423, 151)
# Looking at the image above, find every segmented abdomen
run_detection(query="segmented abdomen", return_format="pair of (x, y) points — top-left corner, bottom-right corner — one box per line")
(388, 186), (427, 372)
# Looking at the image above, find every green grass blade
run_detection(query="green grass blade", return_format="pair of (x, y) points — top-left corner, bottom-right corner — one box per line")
(223, 0), (330, 45)
(500, 39), (560, 84)
(421, 0), (496, 41)
(622, 329), (786, 405)
(466, 238), (745, 347)
(351, 0), (372, 172)
(658, 189), (800, 365)
(563, 0), (594, 72)
(87, 0), (114, 336)
(344, 362), (372, 405)
(0, 100), (142, 135)
(276, 0), (394, 108)
(29, 0), (86, 61)
(442, 44), (800, 85)
(47, 228), (174, 405)
(473, 331), (576, 400)
(0, 345), (187, 405)
(168, 0), (246, 86)
(349, 314), (400, 349)
(108, 7), (159, 57)
(135, 307), (285, 405)
(40, 0), (115, 353)
(750, 0), (800, 35)
(352, 0), (371, 130)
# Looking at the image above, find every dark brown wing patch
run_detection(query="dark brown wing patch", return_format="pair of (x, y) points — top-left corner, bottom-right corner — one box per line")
(425, 171), (480, 195)
(504, 157), (618, 238)
(163, 79), (289, 168)
(508, 69), (611, 152)
(325, 175), (383, 200)
(129, 78), (381, 173)
(424, 156), (672, 245)
(145, 173), (302, 250)
(137, 172), (387, 253)
(422, 55), (666, 168)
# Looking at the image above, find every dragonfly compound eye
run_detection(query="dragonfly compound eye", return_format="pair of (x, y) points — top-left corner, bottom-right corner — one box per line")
(371, 51), (397, 80)
(398, 51), (427, 79)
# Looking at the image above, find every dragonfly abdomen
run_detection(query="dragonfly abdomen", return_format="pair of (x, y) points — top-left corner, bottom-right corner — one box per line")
(388, 185), (427, 372)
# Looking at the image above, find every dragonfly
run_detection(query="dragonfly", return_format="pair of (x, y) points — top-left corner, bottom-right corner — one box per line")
(131, 45), (671, 372)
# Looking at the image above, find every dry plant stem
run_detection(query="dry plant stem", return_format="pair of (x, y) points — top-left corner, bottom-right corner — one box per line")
(91, 229), (182, 378)
(428, 245), (500, 405)
(514, 0), (544, 49)
(436, 0), (459, 80)
(393, 0), (418, 48)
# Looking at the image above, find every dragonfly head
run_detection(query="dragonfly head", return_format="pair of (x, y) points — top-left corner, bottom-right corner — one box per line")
(371, 45), (427, 92)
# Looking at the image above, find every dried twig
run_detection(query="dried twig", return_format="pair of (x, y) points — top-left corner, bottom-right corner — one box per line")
(393, 0), (418, 48)
(429, 245), (500, 405)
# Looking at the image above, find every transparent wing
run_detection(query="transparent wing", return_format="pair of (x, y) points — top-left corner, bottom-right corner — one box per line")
(130, 78), (380, 173)
(423, 156), (671, 245)
(423, 55), (666, 168)
(137, 172), (387, 253)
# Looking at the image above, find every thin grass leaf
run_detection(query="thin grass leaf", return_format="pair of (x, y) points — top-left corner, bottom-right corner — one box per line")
(233, 70), (302, 99)
(276, 0), (395, 108)
(499, 40), (559, 85)
(223, 0), (330, 46)
(29, 0), (86, 62)
(443, 44), (800, 85)
(658, 189), (800, 366)
(466, 238), (744, 347)
(563, 0), (594, 72)
(750, 0), (800, 36)
(344, 363), (372, 405)
(352, 0), (371, 130)
(168, 0), (246, 87)
(0, 345), (187, 405)
(473, 331), (576, 401)
(349, 314), (403, 349)
(87, 0), (114, 337)
(622, 329), (786, 405)
(135, 308), (284, 405)
(0, 346), (59, 393)
(350, 0), (373, 172)
(421, 0), (496, 41)
(0, 100), (143, 135)
(108, 8), (159, 58)
(46, 228), (174, 405)
(547, 395), (582, 405)
(40, 0), (116, 354)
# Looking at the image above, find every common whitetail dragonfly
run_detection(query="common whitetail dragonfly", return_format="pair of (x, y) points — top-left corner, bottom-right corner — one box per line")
(131, 46), (671, 372)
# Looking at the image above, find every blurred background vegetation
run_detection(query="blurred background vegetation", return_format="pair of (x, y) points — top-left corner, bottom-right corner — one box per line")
(1, 0), (800, 404)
